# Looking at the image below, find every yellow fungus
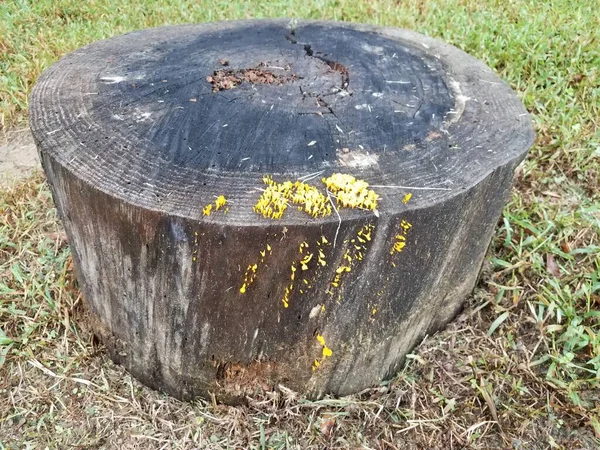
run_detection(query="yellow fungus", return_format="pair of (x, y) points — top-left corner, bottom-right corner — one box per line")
(254, 179), (290, 219)
(281, 284), (293, 308)
(291, 181), (332, 218)
(239, 243), (273, 293)
(301, 253), (313, 264)
(266, 244), (272, 252)
(402, 193), (412, 204)
(391, 220), (412, 255)
(255, 176), (332, 219)
(329, 224), (373, 292)
(203, 195), (228, 216)
(256, 173), (380, 220)
(322, 173), (379, 211)
(214, 195), (227, 210)
(313, 334), (333, 370)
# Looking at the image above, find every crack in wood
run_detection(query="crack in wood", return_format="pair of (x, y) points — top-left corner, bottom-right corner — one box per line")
(286, 31), (350, 118)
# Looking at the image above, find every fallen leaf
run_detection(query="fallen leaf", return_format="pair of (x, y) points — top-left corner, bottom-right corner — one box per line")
(569, 73), (586, 86)
(319, 414), (336, 437)
(65, 255), (74, 272)
(546, 254), (561, 277)
(45, 231), (68, 246)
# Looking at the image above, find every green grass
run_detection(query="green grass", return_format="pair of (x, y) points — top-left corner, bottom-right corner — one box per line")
(1, 0), (600, 448)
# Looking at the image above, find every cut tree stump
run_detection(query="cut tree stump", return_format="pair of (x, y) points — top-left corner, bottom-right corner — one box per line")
(29, 20), (534, 402)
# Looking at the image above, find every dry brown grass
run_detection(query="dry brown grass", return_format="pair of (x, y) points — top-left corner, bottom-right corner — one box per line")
(0, 176), (598, 449)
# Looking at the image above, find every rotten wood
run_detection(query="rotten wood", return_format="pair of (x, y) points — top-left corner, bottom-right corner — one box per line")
(29, 19), (534, 402)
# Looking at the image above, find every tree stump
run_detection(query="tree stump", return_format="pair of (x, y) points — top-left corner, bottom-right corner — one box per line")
(29, 20), (533, 402)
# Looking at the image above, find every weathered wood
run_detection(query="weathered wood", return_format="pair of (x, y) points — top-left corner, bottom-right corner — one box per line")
(29, 19), (533, 402)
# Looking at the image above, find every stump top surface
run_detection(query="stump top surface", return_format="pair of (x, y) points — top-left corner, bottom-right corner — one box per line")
(30, 20), (534, 223)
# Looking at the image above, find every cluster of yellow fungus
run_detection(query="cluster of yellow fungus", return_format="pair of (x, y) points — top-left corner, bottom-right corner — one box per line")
(390, 220), (412, 255)
(253, 176), (291, 219)
(312, 334), (333, 371)
(254, 176), (332, 220)
(281, 284), (293, 308)
(317, 237), (328, 267)
(239, 243), (273, 294)
(281, 241), (311, 307)
(356, 225), (374, 249)
(291, 182), (332, 218)
(331, 257), (351, 289)
(215, 195), (227, 209)
(402, 193), (412, 204)
(279, 236), (333, 307)
(322, 173), (379, 211)
(300, 235), (331, 295)
(300, 252), (313, 271)
(203, 195), (229, 216)
(328, 224), (374, 295)
(240, 264), (258, 294)
(255, 174), (380, 220)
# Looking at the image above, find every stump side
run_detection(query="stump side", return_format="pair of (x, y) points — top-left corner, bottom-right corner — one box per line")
(40, 148), (519, 400)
